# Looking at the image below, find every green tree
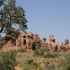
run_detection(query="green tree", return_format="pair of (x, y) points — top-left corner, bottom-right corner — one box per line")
(0, 0), (5, 6)
(0, 0), (28, 33)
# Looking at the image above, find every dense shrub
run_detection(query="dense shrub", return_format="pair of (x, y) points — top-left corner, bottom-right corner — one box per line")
(32, 62), (39, 67)
(43, 53), (59, 58)
(0, 36), (6, 48)
(62, 47), (67, 51)
(36, 43), (41, 49)
(23, 66), (30, 70)
(61, 53), (70, 70)
(44, 61), (55, 70)
(44, 48), (50, 52)
(18, 49), (26, 52)
(39, 49), (44, 56)
(34, 50), (39, 56)
(27, 59), (34, 64)
(34, 49), (44, 56)
(23, 62), (39, 70)
(0, 50), (17, 70)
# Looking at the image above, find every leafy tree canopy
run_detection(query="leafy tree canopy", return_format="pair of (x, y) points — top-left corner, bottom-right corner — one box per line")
(0, 0), (5, 6)
(0, 0), (28, 33)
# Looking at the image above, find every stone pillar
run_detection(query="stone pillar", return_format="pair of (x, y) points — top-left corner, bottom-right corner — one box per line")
(16, 38), (21, 47)
(65, 39), (69, 45)
(42, 36), (46, 42)
(49, 34), (55, 43)
(42, 36), (48, 48)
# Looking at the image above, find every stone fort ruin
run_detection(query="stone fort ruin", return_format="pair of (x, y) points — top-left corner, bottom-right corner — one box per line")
(2, 30), (41, 51)
(1, 29), (70, 52)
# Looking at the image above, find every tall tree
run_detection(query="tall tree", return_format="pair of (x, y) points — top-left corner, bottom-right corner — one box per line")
(0, 0), (28, 33)
(0, 0), (5, 6)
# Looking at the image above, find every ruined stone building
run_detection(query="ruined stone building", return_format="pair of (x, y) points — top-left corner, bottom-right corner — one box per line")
(1, 29), (70, 52)
(2, 30), (41, 51)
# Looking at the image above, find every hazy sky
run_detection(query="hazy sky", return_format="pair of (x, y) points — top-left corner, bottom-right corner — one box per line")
(16, 0), (70, 43)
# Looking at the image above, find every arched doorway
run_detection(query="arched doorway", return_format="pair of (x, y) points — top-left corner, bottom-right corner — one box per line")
(32, 42), (36, 51)
(23, 39), (26, 45)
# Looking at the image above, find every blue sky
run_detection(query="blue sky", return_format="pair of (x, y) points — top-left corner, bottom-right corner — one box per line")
(16, 0), (70, 43)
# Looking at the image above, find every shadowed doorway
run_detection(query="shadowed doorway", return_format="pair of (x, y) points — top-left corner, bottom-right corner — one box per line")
(23, 39), (26, 45)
